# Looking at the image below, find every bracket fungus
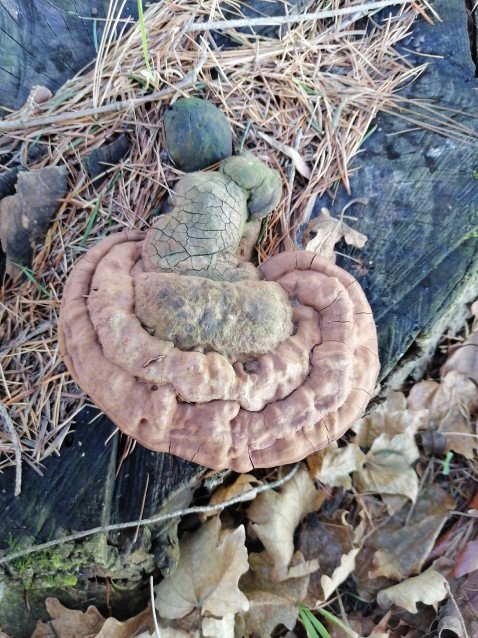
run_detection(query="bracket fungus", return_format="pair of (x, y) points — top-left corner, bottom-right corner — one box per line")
(59, 154), (379, 471)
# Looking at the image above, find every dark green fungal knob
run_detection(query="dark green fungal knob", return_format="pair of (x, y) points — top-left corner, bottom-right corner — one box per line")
(164, 97), (232, 172)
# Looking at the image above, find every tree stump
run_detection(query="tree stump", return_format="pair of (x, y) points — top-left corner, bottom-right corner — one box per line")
(1, 1), (478, 635)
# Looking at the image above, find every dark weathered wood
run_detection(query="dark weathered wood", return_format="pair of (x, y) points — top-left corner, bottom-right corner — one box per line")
(310, 0), (478, 380)
(0, 0), (139, 114)
(0, 406), (204, 635)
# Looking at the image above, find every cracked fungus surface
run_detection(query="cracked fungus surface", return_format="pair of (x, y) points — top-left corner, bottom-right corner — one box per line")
(59, 169), (379, 471)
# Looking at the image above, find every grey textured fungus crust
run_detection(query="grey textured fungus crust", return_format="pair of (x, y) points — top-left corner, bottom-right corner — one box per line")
(59, 232), (380, 471)
(142, 171), (252, 280)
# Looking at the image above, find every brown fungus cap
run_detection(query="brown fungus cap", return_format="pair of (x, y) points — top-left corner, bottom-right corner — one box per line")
(59, 232), (379, 471)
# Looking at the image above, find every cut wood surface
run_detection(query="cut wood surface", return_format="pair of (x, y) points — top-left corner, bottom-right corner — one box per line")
(0, 406), (204, 634)
(0, 1), (139, 114)
(320, 0), (478, 381)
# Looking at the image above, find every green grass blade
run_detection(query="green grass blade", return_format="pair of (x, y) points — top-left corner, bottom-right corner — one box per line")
(316, 607), (359, 637)
(13, 264), (50, 297)
(441, 451), (454, 476)
(137, 0), (152, 77)
(298, 605), (331, 638)
(81, 195), (102, 246)
(239, 121), (252, 152)
(299, 607), (321, 638)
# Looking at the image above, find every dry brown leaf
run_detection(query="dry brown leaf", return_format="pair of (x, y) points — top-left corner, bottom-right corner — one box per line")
(307, 442), (365, 489)
(298, 510), (364, 605)
(237, 551), (310, 638)
(320, 546), (361, 603)
(137, 628), (199, 638)
(353, 485), (455, 600)
(98, 612), (151, 638)
(408, 371), (478, 459)
(377, 567), (448, 613)
(354, 391), (429, 449)
(202, 612), (235, 637)
(380, 494), (409, 516)
(204, 474), (261, 519)
(409, 371), (478, 416)
(354, 432), (420, 503)
(369, 611), (393, 637)
(363, 484), (455, 583)
(31, 598), (105, 637)
(437, 600), (467, 638)
(247, 464), (324, 581)
(31, 597), (150, 637)
(304, 207), (367, 263)
(406, 380), (440, 413)
(0, 166), (67, 276)
(441, 317), (478, 384)
(453, 539), (478, 578)
(154, 519), (249, 620)
(438, 406), (478, 459)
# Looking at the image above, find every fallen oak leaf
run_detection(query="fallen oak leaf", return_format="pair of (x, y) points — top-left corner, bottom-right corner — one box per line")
(154, 519), (249, 620)
(0, 166), (68, 277)
(354, 432), (420, 503)
(202, 612), (235, 638)
(377, 567), (448, 614)
(409, 371), (478, 416)
(354, 391), (429, 449)
(437, 600), (468, 638)
(31, 597), (150, 637)
(441, 299), (478, 385)
(356, 484), (455, 586)
(304, 207), (367, 263)
(453, 539), (478, 578)
(298, 509), (365, 606)
(307, 441), (366, 489)
(237, 551), (310, 638)
(96, 611), (151, 638)
(408, 371), (478, 459)
(202, 473), (262, 520)
(320, 546), (361, 604)
(31, 598), (104, 637)
(247, 464), (324, 582)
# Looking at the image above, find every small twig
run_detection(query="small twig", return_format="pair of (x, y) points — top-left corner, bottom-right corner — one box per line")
(0, 403), (22, 497)
(185, 1), (413, 32)
(444, 582), (470, 638)
(0, 51), (207, 133)
(0, 462), (300, 564)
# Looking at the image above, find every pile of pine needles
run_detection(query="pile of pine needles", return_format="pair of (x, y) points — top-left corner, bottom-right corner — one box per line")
(0, 0), (453, 485)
